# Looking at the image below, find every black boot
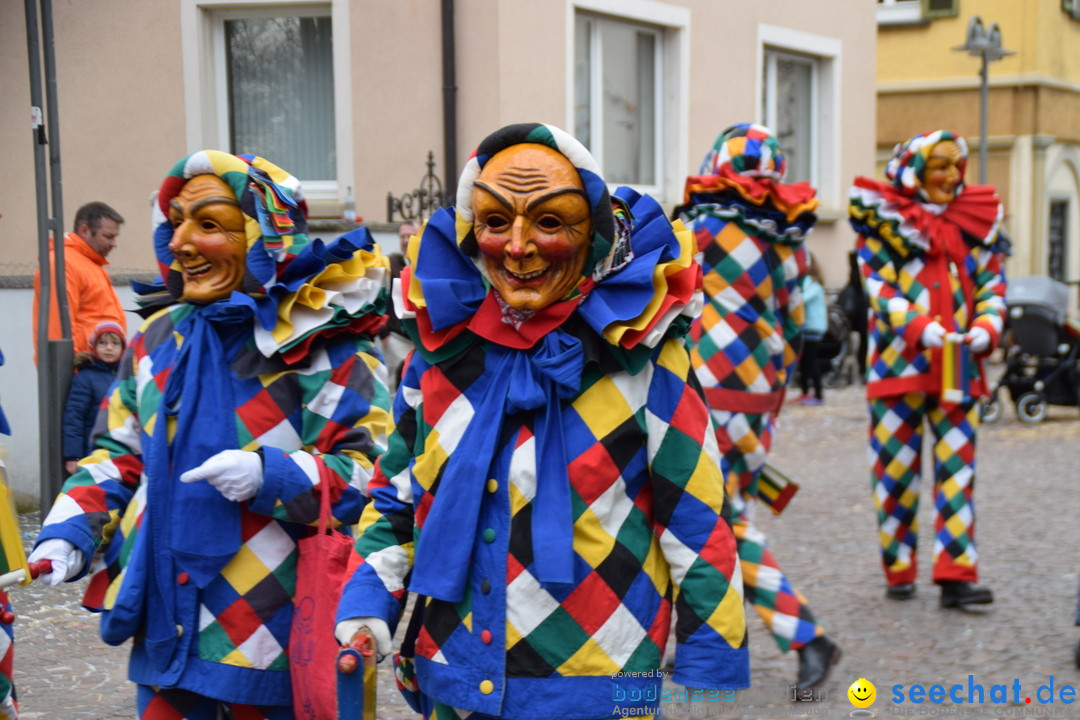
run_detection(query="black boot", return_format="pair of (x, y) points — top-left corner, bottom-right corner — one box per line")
(939, 581), (993, 608)
(885, 583), (916, 600)
(795, 636), (841, 692)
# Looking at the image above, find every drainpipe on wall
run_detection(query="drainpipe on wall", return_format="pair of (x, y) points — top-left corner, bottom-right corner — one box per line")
(26, 0), (73, 514)
(441, 0), (457, 204)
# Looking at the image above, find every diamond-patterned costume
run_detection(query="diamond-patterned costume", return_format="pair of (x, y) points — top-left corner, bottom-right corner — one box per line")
(337, 123), (748, 720)
(0, 592), (14, 720)
(136, 685), (293, 719)
(34, 151), (391, 708)
(848, 130), (1006, 586)
(675, 124), (823, 653)
(0, 371), (15, 720)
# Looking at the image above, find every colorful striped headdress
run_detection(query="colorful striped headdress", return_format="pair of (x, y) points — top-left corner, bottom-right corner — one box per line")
(699, 123), (787, 181)
(884, 130), (968, 200)
(152, 150), (309, 302)
(151, 150), (389, 360)
(676, 122), (816, 243)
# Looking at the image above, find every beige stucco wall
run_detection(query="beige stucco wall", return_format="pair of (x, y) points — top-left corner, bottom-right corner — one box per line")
(2, 0), (876, 290)
(1, 0), (187, 275)
(0, 0), (877, 504)
(876, 1), (1080, 292)
(349, 0), (447, 222)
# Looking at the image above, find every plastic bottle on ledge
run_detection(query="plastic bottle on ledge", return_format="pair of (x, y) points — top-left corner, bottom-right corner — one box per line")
(343, 186), (357, 223)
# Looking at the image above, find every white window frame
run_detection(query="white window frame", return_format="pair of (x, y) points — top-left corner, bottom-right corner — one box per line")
(180, 0), (353, 207)
(757, 24), (842, 211)
(567, 0), (689, 203)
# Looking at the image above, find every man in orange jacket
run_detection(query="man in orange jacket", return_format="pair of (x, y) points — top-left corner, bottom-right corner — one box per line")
(33, 202), (127, 363)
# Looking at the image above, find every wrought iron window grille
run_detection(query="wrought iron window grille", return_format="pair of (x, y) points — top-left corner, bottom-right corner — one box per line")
(387, 151), (448, 224)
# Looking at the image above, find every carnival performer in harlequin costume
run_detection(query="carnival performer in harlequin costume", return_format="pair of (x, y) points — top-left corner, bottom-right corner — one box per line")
(673, 123), (840, 691)
(0, 347), (15, 720)
(27, 150), (391, 718)
(849, 130), (1005, 608)
(335, 123), (749, 720)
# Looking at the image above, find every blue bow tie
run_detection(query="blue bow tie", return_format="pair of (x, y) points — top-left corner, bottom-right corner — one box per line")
(410, 330), (584, 602)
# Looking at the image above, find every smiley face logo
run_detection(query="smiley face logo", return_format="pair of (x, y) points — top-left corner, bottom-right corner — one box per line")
(848, 678), (876, 708)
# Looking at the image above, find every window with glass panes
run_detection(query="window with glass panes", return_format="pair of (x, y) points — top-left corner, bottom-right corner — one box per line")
(222, 12), (335, 181)
(1049, 200), (1069, 283)
(574, 12), (660, 187)
(761, 48), (816, 186)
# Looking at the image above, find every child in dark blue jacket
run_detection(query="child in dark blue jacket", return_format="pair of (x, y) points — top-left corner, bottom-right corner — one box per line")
(62, 321), (125, 475)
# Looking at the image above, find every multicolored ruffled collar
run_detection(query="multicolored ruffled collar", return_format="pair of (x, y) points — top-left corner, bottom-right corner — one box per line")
(675, 167), (818, 244)
(395, 185), (701, 373)
(849, 176), (1002, 256)
(401, 125), (703, 602)
(674, 123), (818, 244)
(144, 150), (390, 363)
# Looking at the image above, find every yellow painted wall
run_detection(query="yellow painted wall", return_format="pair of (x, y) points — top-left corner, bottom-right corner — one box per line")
(878, 0), (1080, 85)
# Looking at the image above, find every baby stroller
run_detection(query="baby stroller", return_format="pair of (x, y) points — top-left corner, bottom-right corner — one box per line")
(789, 290), (856, 392)
(981, 275), (1080, 424)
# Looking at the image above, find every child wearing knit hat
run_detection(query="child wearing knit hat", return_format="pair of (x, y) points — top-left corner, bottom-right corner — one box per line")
(61, 321), (126, 475)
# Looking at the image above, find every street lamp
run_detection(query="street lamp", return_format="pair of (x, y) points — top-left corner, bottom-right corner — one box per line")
(953, 16), (1014, 184)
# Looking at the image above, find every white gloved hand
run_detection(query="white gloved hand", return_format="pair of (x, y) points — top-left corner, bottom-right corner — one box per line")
(966, 326), (991, 354)
(920, 321), (947, 349)
(179, 449), (263, 502)
(335, 616), (392, 660)
(27, 538), (85, 586)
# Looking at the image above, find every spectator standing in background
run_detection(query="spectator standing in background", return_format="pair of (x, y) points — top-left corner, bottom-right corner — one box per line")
(796, 254), (827, 406)
(61, 321), (126, 476)
(32, 202), (127, 363)
(839, 250), (869, 382)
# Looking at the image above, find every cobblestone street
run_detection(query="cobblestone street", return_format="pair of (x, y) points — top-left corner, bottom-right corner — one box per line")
(8, 374), (1080, 720)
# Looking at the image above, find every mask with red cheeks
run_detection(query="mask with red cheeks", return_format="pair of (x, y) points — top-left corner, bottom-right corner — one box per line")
(472, 145), (592, 311)
(922, 140), (964, 204)
(167, 174), (248, 304)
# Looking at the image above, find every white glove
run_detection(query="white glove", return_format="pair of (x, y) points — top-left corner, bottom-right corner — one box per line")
(27, 538), (85, 586)
(920, 321), (947, 349)
(335, 616), (392, 660)
(179, 449), (263, 502)
(966, 326), (991, 354)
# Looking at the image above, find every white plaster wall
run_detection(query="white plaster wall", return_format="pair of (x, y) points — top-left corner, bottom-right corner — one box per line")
(1009, 135), (1035, 278)
(0, 285), (138, 509)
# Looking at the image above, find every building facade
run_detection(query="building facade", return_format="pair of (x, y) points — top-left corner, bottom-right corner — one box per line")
(877, 0), (1080, 305)
(0, 0), (876, 505)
